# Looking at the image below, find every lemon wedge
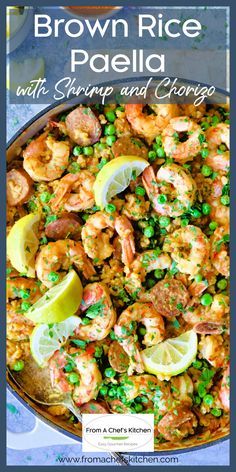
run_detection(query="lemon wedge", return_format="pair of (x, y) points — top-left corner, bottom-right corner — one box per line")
(141, 331), (198, 379)
(94, 155), (149, 209)
(7, 213), (40, 277)
(30, 315), (81, 367)
(7, 57), (45, 92)
(25, 270), (83, 324)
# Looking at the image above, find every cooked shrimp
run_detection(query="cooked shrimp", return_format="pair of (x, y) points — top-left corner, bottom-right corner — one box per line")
(7, 278), (42, 341)
(125, 104), (179, 144)
(205, 150), (229, 173)
(142, 164), (196, 217)
(114, 215), (135, 266)
(206, 123), (229, 150)
(170, 374), (193, 405)
(81, 211), (115, 263)
(163, 226), (209, 276)
(219, 365), (230, 412)
(23, 132), (70, 182)
(180, 104), (206, 120)
(206, 176), (229, 226)
(183, 294), (229, 330)
(50, 171), (95, 213)
(122, 193), (150, 221)
(35, 240), (96, 287)
(76, 282), (116, 341)
(198, 334), (229, 368)
(158, 405), (198, 441)
(114, 302), (165, 374)
(6, 277), (42, 303)
(125, 250), (171, 300)
(81, 212), (135, 266)
(162, 116), (202, 163)
(49, 347), (102, 406)
(210, 226), (230, 277)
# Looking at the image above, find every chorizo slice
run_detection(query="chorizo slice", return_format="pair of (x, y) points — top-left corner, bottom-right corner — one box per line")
(194, 322), (226, 335)
(7, 168), (33, 206)
(65, 106), (102, 146)
(108, 341), (129, 373)
(158, 406), (197, 441)
(112, 136), (148, 159)
(45, 213), (81, 240)
(80, 401), (109, 414)
(150, 279), (189, 318)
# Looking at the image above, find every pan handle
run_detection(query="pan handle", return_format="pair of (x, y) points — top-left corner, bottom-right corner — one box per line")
(7, 417), (79, 449)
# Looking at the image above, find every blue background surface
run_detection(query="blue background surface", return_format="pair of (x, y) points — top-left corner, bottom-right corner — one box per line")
(7, 5), (229, 466)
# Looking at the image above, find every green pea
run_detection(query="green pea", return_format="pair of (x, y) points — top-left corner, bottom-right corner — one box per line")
(181, 218), (189, 227)
(81, 317), (91, 325)
(200, 293), (213, 306)
(209, 221), (218, 231)
(108, 387), (117, 397)
(220, 195), (230, 206)
(201, 164), (213, 177)
(83, 146), (93, 156)
(155, 136), (162, 146)
(194, 396), (201, 405)
(217, 279), (228, 290)
(73, 145), (82, 156)
(139, 326), (147, 336)
(202, 203), (211, 215)
(110, 330), (116, 340)
(146, 278), (156, 289)
(159, 216), (170, 227)
(68, 373), (80, 384)
(203, 394), (214, 406)
(48, 271), (59, 283)
(135, 403), (143, 412)
(21, 301), (31, 312)
(69, 162), (81, 174)
(104, 368), (116, 378)
(106, 135), (116, 146)
(192, 360), (202, 369)
(157, 194), (167, 204)
(201, 121), (210, 131)
(191, 208), (202, 218)
(144, 226), (155, 238)
(201, 149), (209, 158)
(148, 150), (156, 161)
(105, 111), (116, 122)
(40, 192), (51, 203)
(156, 147), (166, 158)
(106, 203), (116, 213)
(211, 408), (222, 417)
(195, 273), (203, 283)
(116, 106), (124, 112)
(97, 142), (106, 151)
(135, 186), (146, 196)
(105, 124), (116, 136)
(154, 269), (164, 279)
(198, 383), (207, 398)
(12, 360), (24, 371)
(19, 289), (30, 299)
(100, 386), (108, 396)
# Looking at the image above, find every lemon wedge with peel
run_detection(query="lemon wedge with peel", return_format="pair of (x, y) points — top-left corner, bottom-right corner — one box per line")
(94, 156), (149, 209)
(7, 57), (45, 92)
(141, 331), (198, 379)
(25, 270), (83, 324)
(30, 315), (81, 367)
(7, 213), (40, 277)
